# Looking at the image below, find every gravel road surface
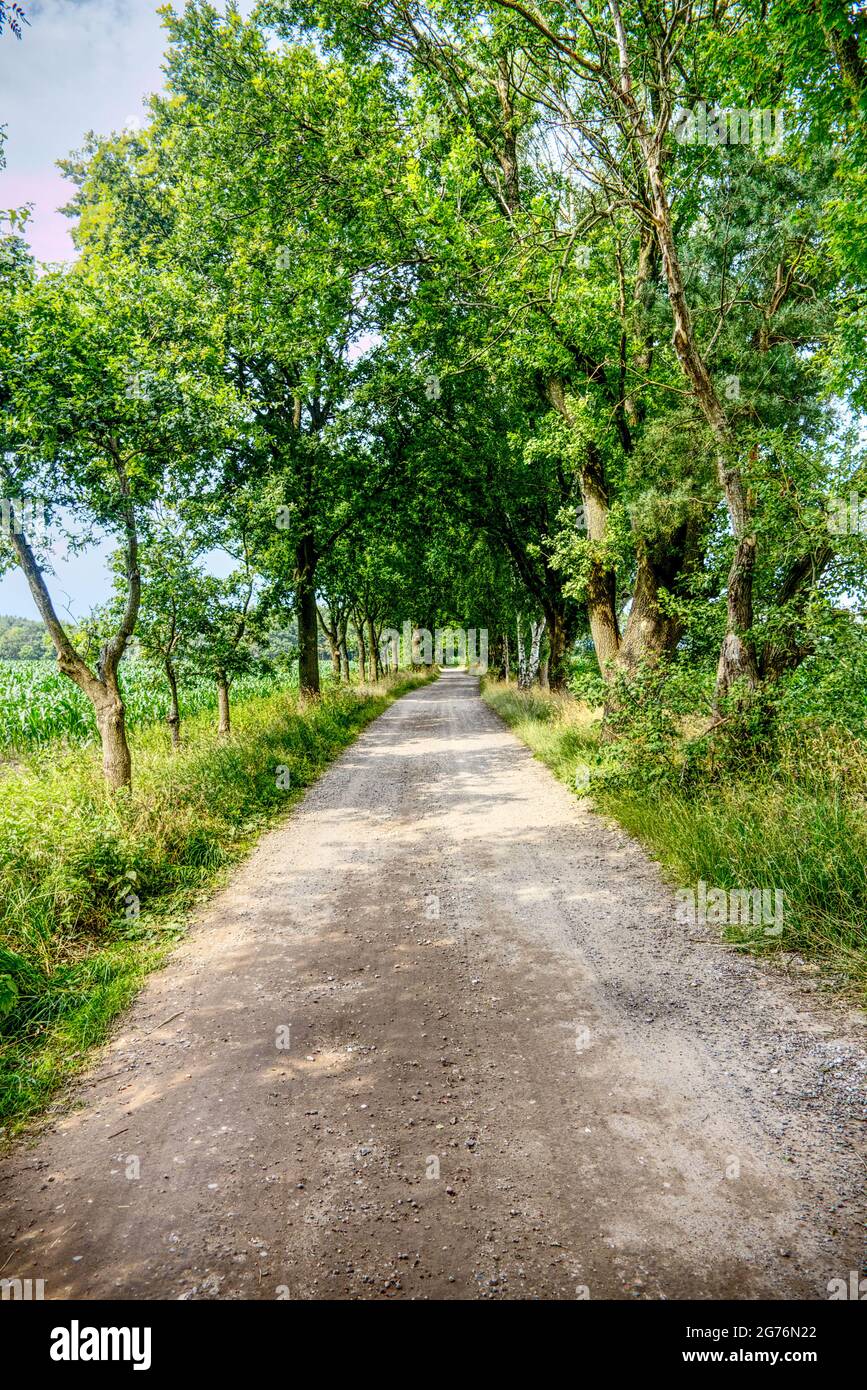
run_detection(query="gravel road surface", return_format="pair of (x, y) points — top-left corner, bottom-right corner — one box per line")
(1, 671), (864, 1300)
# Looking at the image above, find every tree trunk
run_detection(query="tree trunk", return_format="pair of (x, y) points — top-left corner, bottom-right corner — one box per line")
(528, 617), (546, 684)
(502, 633), (510, 682)
(295, 536), (320, 697)
(340, 630), (351, 683)
(2, 466), (138, 791)
(603, 526), (704, 728)
(516, 615), (546, 687)
(216, 673), (231, 738)
(94, 683), (132, 791)
(585, 563), (621, 678)
(760, 544), (833, 681)
(356, 619), (367, 684)
(641, 143), (760, 705)
(367, 617), (379, 681)
(165, 656), (181, 750)
(600, 12), (760, 704)
(544, 608), (571, 691)
(580, 438), (621, 679)
(516, 615), (528, 688)
(617, 546), (685, 675)
(547, 386), (621, 680)
(317, 604), (343, 683)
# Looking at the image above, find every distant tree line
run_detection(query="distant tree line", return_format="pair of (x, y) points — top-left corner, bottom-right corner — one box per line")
(0, 614), (53, 660)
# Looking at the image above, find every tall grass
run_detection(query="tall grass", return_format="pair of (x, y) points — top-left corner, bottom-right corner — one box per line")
(483, 679), (867, 1000)
(0, 670), (435, 1134)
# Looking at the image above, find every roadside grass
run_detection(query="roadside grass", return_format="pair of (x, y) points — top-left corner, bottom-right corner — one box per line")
(482, 679), (867, 1002)
(0, 670), (435, 1136)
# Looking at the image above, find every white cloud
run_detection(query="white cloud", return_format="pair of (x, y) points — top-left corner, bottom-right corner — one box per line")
(0, 0), (256, 261)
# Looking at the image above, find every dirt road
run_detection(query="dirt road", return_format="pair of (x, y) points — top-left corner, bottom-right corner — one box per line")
(1, 671), (864, 1300)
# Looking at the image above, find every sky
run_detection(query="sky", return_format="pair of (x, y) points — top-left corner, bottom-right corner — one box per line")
(0, 0), (254, 620)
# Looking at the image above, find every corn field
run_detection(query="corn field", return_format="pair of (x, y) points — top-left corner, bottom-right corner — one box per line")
(0, 661), (289, 751)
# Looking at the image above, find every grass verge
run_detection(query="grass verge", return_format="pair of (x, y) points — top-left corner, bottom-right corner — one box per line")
(482, 679), (867, 1003)
(0, 670), (435, 1136)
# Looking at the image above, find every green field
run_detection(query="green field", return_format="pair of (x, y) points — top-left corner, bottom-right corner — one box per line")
(0, 660), (289, 751)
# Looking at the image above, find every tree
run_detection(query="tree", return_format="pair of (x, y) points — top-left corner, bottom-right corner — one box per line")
(192, 568), (258, 738)
(61, 3), (413, 696)
(0, 259), (240, 787)
(115, 522), (208, 749)
(12, 0), (859, 734)
(0, 3), (28, 40)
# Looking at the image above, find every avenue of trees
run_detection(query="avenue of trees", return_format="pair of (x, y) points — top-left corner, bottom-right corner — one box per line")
(1, 0), (865, 788)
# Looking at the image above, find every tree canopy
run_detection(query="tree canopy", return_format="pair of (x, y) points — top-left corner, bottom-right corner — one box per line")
(1, 0), (865, 785)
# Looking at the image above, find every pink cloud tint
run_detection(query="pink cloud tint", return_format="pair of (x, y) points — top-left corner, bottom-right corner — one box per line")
(2, 168), (76, 263)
